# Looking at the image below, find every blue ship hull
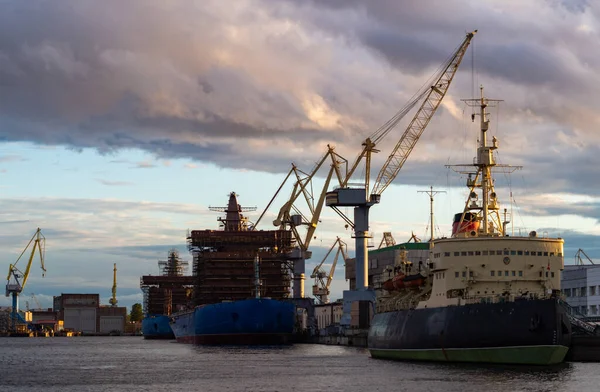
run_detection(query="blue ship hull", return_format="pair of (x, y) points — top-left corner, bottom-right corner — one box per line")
(142, 315), (175, 339)
(170, 298), (295, 344)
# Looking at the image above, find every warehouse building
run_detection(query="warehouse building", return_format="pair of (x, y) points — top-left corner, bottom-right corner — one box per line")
(53, 293), (126, 334)
(562, 264), (600, 320)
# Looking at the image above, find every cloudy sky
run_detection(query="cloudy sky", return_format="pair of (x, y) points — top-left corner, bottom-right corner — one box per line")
(1, 0), (599, 312)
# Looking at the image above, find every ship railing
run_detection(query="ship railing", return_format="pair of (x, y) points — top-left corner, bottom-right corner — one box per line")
(461, 290), (549, 305)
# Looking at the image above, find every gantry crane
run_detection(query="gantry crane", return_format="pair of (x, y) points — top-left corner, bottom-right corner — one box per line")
(5, 228), (46, 331)
(311, 237), (348, 304)
(325, 30), (476, 291)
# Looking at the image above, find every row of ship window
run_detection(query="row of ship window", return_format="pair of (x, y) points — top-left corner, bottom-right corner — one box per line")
(432, 250), (562, 258)
(451, 270), (556, 278)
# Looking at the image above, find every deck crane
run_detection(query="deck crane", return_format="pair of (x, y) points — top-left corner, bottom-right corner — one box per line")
(5, 228), (46, 331)
(325, 30), (476, 291)
(254, 146), (345, 298)
(311, 237), (348, 304)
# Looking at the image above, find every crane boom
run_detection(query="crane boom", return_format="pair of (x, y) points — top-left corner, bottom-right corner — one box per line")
(372, 30), (477, 195)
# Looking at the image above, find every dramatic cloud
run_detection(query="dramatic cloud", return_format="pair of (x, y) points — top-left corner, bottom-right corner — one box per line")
(1, 1), (600, 307)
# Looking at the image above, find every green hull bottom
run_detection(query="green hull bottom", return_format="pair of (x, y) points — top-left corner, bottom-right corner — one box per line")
(370, 345), (569, 365)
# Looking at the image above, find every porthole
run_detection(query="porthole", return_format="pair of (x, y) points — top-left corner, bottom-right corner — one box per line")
(503, 257), (511, 265)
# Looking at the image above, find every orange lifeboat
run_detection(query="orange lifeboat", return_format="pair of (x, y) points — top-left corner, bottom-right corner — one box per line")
(383, 273), (424, 291)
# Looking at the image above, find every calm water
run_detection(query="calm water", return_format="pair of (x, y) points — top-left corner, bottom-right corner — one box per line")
(0, 337), (598, 392)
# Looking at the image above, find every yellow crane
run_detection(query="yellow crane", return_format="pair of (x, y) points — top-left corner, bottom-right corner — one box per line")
(326, 31), (476, 291)
(311, 237), (348, 304)
(109, 263), (118, 306)
(5, 228), (46, 331)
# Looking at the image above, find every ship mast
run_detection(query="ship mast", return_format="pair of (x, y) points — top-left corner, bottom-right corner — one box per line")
(448, 86), (520, 237)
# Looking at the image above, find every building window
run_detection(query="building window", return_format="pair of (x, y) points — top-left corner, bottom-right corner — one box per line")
(461, 251), (467, 256)
(550, 252), (555, 256)
(475, 251), (481, 256)
(592, 305), (598, 315)
(517, 250), (523, 255)
(564, 288), (571, 297)
(491, 270), (495, 277)
(497, 270), (502, 277)
(469, 271), (473, 277)
(454, 252), (460, 256)
(511, 250), (517, 255)
(590, 286), (596, 296)
(505, 271), (509, 277)
(518, 271), (523, 277)
(558, 252), (563, 257)
(455, 272), (459, 278)
(462, 271), (466, 278)
(483, 250), (489, 256)
(538, 251), (543, 256)
(525, 250), (530, 256)
(445, 252), (451, 257)
(496, 250), (503, 255)
(544, 252), (549, 256)
(468, 251), (474, 256)
(551, 272), (555, 278)
(504, 249), (510, 255)
(581, 287), (587, 297)
(512, 271), (516, 276)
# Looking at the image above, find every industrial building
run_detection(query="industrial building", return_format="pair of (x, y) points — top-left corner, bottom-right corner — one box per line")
(53, 293), (127, 334)
(314, 301), (343, 332)
(562, 264), (600, 320)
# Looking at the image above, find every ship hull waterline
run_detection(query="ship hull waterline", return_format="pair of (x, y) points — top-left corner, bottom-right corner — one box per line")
(368, 298), (572, 365)
(170, 298), (295, 346)
(142, 315), (175, 340)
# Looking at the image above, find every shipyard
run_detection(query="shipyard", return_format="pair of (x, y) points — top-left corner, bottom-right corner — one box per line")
(3, 2), (600, 392)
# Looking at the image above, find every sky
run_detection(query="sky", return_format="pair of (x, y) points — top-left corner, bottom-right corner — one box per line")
(1, 0), (600, 312)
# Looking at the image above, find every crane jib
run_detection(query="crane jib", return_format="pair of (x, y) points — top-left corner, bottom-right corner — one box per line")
(371, 30), (476, 196)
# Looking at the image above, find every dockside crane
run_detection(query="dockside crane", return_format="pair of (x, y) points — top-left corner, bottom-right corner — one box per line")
(109, 263), (118, 307)
(575, 249), (595, 266)
(254, 146), (345, 298)
(311, 237), (348, 304)
(325, 31), (476, 291)
(5, 228), (46, 331)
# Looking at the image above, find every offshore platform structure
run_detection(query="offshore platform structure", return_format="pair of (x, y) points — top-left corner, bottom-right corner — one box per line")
(187, 192), (294, 306)
(140, 249), (194, 316)
(5, 228), (46, 333)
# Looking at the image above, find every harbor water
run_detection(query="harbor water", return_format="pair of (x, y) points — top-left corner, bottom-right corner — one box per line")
(0, 337), (598, 392)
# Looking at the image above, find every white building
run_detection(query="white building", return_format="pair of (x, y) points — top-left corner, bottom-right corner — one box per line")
(562, 265), (600, 318)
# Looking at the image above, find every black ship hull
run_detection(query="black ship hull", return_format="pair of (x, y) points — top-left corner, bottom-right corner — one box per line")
(368, 298), (571, 365)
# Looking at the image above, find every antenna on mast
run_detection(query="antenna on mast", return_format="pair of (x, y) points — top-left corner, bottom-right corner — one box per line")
(418, 186), (446, 242)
